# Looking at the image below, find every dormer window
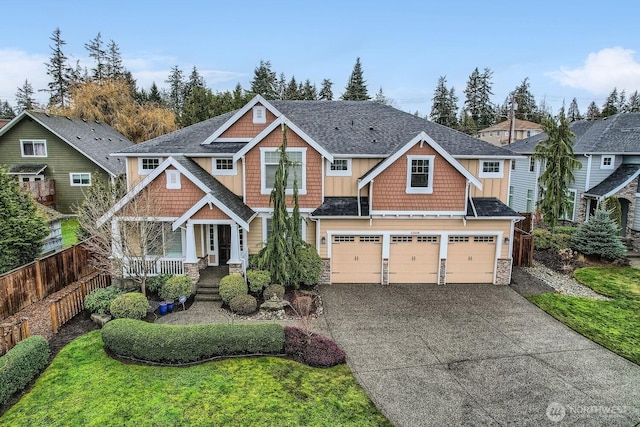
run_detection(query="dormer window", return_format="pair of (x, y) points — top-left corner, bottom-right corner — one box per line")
(601, 155), (615, 170)
(252, 106), (266, 124)
(406, 155), (434, 194)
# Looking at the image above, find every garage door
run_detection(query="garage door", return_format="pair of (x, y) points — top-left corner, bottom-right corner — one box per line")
(331, 235), (382, 283)
(389, 235), (439, 283)
(446, 236), (496, 283)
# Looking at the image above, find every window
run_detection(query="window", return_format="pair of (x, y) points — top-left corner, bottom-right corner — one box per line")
(449, 236), (469, 243)
(360, 236), (381, 243)
(333, 236), (355, 243)
(562, 189), (577, 221)
(391, 236), (412, 243)
(261, 148), (306, 195)
(511, 160), (516, 170)
(508, 186), (514, 207)
(69, 173), (91, 186)
(474, 236), (495, 243)
(264, 216), (306, 242)
(526, 189), (534, 211)
(529, 157), (536, 172)
(601, 155), (615, 170)
(165, 228), (183, 257)
(166, 170), (181, 189)
(253, 106), (266, 124)
(20, 140), (47, 157)
(139, 158), (161, 175)
(479, 160), (503, 178)
(125, 222), (182, 257)
(417, 236), (438, 243)
(213, 158), (236, 175)
(406, 155), (434, 194)
(326, 159), (352, 176)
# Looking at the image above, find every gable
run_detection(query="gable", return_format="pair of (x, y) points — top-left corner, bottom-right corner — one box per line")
(217, 103), (278, 140)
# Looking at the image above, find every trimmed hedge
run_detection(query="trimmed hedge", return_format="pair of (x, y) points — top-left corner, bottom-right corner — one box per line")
(304, 335), (346, 367)
(110, 292), (149, 319)
(263, 284), (285, 300)
(0, 336), (50, 404)
(160, 275), (194, 301)
(219, 274), (248, 304)
(246, 269), (271, 293)
(102, 319), (284, 363)
(146, 274), (173, 295)
(84, 286), (125, 315)
(284, 326), (309, 355)
(229, 294), (258, 315)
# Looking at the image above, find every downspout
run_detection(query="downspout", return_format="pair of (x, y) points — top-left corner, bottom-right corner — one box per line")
(584, 154), (592, 192)
(241, 155), (247, 204)
(357, 179), (362, 217)
(369, 180), (374, 225)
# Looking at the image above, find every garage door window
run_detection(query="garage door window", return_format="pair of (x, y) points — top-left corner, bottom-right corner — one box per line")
(473, 236), (495, 243)
(391, 236), (412, 243)
(417, 236), (438, 243)
(449, 236), (469, 243)
(333, 236), (355, 243)
(360, 236), (381, 243)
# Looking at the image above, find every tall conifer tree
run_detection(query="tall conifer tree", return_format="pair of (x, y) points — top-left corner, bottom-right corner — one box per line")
(341, 57), (370, 100)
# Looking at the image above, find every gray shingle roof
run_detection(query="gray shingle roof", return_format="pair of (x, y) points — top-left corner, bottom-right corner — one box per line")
(173, 156), (255, 223)
(117, 100), (515, 158)
(508, 113), (640, 155)
(27, 112), (133, 175)
(467, 197), (520, 217)
(584, 164), (640, 197)
(311, 197), (370, 217)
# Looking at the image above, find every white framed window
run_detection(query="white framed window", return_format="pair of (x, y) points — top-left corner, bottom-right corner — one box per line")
(479, 160), (503, 178)
(166, 170), (181, 189)
(562, 189), (577, 221)
(260, 148), (306, 195)
(213, 157), (237, 176)
(20, 140), (47, 157)
(406, 155), (434, 194)
(526, 189), (534, 211)
(511, 160), (516, 170)
(508, 186), (514, 207)
(69, 173), (91, 186)
(326, 158), (352, 176)
(138, 157), (161, 175)
(263, 215), (307, 243)
(600, 155), (615, 170)
(529, 157), (536, 172)
(252, 106), (266, 124)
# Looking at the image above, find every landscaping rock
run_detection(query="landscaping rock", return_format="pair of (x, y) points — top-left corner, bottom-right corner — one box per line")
(90, 313), (112, 327)
(260, 296), (287, 311)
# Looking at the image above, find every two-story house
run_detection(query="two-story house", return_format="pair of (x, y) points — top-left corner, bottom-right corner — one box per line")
(478, 119), (542, 147)
(99, 96), (521, 285)
(508, 113), (640, 249)
(0, 111), (133, 213)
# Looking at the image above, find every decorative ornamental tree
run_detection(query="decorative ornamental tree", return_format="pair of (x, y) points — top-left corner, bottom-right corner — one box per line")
(571, 206), (626, 260)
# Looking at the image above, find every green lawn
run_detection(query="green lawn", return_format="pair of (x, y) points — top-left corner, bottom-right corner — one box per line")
(61, 217), (79, 248)
(528, 267), (640, 365)
(1, 331), (390, 427)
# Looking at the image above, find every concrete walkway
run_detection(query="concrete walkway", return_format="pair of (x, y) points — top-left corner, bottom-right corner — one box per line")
(321, 283), (640, 426)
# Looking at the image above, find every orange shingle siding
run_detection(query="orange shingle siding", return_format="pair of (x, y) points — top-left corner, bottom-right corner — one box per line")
(219, 106), (277, 138)
(245, 128), (323, 209)
(372, 144), (466, 211)
(191, 204), (231, 220)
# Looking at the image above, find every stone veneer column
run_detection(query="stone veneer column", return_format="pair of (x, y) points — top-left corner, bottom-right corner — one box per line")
(183, 262), (200, 283)
(495, 259), (512, 285)
(319, 259), (331, 285)
(382, 259), (389, 285)
(227, 262), (243, 275)
(438, 259), (446, 285)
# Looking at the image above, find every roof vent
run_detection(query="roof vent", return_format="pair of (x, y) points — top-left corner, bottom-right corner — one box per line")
(334, 126), (339, 130)
(65, 116), (72, 120)
(372, 139), (377, 143)
(369, 126), (374, 130)
(76, 136), (81, 139)
(82, 118), (87, 122)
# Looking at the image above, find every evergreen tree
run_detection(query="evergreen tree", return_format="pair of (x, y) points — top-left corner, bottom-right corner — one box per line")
(250, 60), (277, 99)
(15, 79), (39, 113)
(567, 98), (583, 121)
(301, 79), (317, 100)
(147, 82), (163, 105)
(586, 101), (601, 120)
(0, 167), (49, 274)
(284, 76), (301, 100)
(510, 77), (540, 122)
(601, 88), (619, 117)
(533, 109), (581, 227)
(463, 67), (495, 131)
(458, 109), (476, 135)
(105, 39), (125, 79)
(232, 83), (248, 108)
(430, 76), (458, 128)
(319, 79), (333, 100)
(181, 86), (216, 127)
(571, 205), (626, 260)
(85, 32), (107, 82)
(495, 98), (510, 123)
(164, 65), (185, 114)
(626, 90), (640, 112)
(183, 66), (206, 102)
(0, 101), (16, 119)
(341, 57), (370, 100)
(374, 87), (396, 107)
(44, 27), (73, 107)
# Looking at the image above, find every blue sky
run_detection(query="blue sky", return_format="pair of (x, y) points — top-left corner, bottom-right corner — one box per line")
(1, 0), (639, 118)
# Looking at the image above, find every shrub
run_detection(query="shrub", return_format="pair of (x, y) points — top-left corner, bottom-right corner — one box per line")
(84, 286), (125, 315)
(109, 292), (149, 319)
(219, 274), (248, 304)
(571, 207), (626, 260)
(296, 244), (323, 286)
(303, 335), (346, 367)
(147, 274), (173, 294)
(160, 275), (193, 301)
(284, 326), (309, 355)
(263, 284), (285, 300)
(552, 226), (577, 235)
(102, 319), (284, 363)
(533, 228), (572, 251)
(229, 294), (258, 315)
(0, 336), (50, 404)
(246, 269), (271, 293)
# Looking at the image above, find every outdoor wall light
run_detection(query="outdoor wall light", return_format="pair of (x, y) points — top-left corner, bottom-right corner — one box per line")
(321, 236), (326, 244)
(504, 237), (510, 244)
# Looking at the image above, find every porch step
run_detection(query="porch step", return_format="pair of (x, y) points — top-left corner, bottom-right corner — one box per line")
(196, 283), (221, 301)
(195, 293), (222, 302)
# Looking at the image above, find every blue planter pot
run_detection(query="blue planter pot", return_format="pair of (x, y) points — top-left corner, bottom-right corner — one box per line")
(159, 302), (168, 315)
(166, 301), (174, 313)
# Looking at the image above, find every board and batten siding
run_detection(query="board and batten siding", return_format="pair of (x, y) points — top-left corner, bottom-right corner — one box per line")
(459, 159), (509, 202)
(0, 118), (112, 213)
(324, 158), (380, 197)
(508, 155), (539, 213)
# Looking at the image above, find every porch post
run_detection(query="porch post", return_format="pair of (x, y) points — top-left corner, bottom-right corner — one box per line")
(227, 223), (243, 275)
(111, 218), (122, 258)
(185, 222), (198, 263)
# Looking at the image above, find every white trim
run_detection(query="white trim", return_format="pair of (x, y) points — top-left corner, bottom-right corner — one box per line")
(202, 95), (281, 145)
(172, 194), (251, 231)
(593, 167), (640, 198)
(260, 146), (307, 195)
(252, 106), (266, 124)
(212, 157), (237, 176)
(585, 154), (592, 191)
(251, 207), (314, 213)
(369, 210), (467, 216)
(241, 155), (247, 204)
(479, 159), (504, 178)
(20, 139), (47, 157)
(69, 172), (91, 186)
(562, 189), (577, 222)
(165, 170), (181, 189)
(138, 157), (162, 175)
(600, 155), (615, 170)
(453, 154), (524, 160)
(117, 216), (179, 221)
(405, 155), (435, 194)
(358, 131), (482, 191)
(326, 159), (352, 176)
(213, 137), (252, 143)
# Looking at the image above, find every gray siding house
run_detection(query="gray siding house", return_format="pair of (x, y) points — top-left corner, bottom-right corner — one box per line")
(508, 113), (640, 248)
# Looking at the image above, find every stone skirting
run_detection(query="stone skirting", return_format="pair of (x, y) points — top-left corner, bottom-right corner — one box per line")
(382, 259), (389, 285)
(628, 229), (640, 252)
(228, 262), (243, 276)
(439, 259), (446, 285)
(184, 262), (200, 283)
(495, 258), (512, 285)
(319, 259), (331, 285)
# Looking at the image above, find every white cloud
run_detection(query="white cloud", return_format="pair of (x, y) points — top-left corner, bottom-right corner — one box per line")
(0, 49), (49, 105)
(548, 47), (640, 95)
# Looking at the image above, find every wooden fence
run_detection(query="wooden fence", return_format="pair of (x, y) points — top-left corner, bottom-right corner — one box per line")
(0, 318), (29, 356)
(50, 273), (111, 334)
(513, 228), (535, 267)
(0, 243), (93, 320)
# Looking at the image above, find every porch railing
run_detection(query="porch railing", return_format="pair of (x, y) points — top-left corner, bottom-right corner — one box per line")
(124, 257), (185, 277)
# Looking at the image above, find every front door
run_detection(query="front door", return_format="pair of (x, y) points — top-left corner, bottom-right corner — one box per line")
(207, 225), (218, 266)
(218, 225), (231, 264)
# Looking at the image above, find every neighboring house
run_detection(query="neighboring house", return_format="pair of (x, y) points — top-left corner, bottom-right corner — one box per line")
(37, 203), (65, 254)
(0, 111), (134, 213)
(478, 119), (542, 146)
(508, 113), (640, 248)
(100, 96), (521, 286)
(0, 119), (10, 129)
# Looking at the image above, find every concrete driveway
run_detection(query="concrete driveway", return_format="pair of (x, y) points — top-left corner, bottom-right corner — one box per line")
(321, 283), (640, 426)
